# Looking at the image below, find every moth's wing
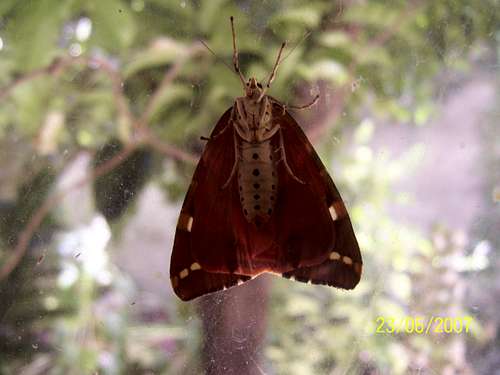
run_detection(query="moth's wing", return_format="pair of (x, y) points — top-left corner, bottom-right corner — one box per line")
(170, 108), (251, 301)
(272, 103), (362, 289)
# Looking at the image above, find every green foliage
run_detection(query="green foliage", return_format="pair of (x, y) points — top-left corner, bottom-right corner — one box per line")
(83, 0), (136, 53)
(0, 166), (69, 371)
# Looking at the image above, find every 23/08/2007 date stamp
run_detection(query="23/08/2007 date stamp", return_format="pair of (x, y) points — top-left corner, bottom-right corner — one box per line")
(375, 316), (474, 334)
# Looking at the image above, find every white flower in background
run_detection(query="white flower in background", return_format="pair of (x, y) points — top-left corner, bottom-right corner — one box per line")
(57, 215), (112, 287)
(58, 262), (79, 288)
(75, 17), (92, 41)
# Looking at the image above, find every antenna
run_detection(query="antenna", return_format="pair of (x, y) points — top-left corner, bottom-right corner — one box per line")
(281, 30), (312, 63)
(198, 39), (236, 75)
(258, 30), (312, 86)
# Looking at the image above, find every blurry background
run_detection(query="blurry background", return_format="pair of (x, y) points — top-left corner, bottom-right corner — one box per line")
(0, 0), (498, 374)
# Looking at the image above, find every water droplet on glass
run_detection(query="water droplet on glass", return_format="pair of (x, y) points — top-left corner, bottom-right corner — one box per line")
(37, 254), (45, 265)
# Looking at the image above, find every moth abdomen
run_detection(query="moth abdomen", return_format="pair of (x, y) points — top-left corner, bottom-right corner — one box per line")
(238, 140), (278, 223)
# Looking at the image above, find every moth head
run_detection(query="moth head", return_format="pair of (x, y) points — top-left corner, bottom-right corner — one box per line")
(245, 77), (263, 98)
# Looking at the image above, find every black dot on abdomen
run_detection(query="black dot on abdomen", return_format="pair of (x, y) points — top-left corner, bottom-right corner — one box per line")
(254, 205), (260, 210)
(252, 153), (259, 160)
(253, 183), (260, 189)
(252, 169), (260, 176)
(254, 194), (260, 200)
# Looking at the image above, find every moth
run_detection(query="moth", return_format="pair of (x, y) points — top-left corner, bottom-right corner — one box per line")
(170, 17), (362, 301)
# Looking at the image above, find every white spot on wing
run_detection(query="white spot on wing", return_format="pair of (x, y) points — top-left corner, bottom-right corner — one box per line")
(329, 251), (341, 260)
(177, 213), (193, 232)
(329, 204), (338, 221)
(190, 262), (201, 271)
(342, 256), (353, 265)
(179, 268), (189, 279)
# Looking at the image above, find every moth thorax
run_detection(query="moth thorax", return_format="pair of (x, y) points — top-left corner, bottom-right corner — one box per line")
(237, 140), (278, 225)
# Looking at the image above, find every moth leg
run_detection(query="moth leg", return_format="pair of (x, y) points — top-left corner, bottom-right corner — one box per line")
(234, 125), (253, 143)
(278, 128), (305, 184)
(221, 131), (240, 189)
(280, 95), (320, 115)
(200, 119), (232, 142)
(260, 121), (280, 141)
(288, 95), (320, 111)
(233, 99), (253, 142)
(258, 41), (287, 102)
(230, 16), (246, 88)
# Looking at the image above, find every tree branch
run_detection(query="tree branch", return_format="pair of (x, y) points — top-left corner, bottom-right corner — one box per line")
(143, 128), (198, 165)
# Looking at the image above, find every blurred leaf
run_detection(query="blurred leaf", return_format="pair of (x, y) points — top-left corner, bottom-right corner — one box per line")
(123, 37), (191, 78)
(297, 59), (348, 85)
(147, 83), (192, 123)
(343, 2), (403, 29)
(318, 31), (352, 49)
(85, 0), (136, 52)
(10, 78), (55, 136)
(198, 0), (231, 34)
(0, 0), (17, 17)
(5, 0), (69, 71)
(356, 46), (392, 66)
(269, 5), (323, 29)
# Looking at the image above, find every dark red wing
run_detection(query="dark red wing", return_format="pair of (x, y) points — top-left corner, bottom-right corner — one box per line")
(170, 108), (240, 300)
(271, 102), (362, 289)
(170, 108), (270, 301)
